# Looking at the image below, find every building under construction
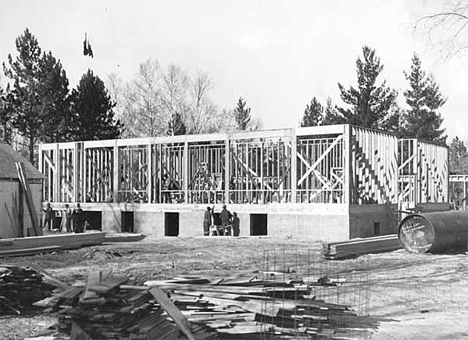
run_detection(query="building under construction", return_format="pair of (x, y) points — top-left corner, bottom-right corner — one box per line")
(39, 124), (449, 240)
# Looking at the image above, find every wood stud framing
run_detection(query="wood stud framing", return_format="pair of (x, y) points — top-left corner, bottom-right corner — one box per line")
(39, 125), (449, 206)
(449, 175), (468, 210)
(398, 139), (449, 205)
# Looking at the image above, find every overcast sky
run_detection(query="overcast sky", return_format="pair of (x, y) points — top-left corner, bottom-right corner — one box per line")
(1, 0), (467, 141)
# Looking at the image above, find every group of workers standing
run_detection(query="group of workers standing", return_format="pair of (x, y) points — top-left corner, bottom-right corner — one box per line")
(42, 203), (86, 233)
(203, 204), (240, 236)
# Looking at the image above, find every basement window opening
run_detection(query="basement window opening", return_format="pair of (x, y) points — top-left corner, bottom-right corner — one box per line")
(82, 211), (102, 231)
(121, 212), (134, 233)
(250, 214), (268, 236)
(165, 212), (179, 237)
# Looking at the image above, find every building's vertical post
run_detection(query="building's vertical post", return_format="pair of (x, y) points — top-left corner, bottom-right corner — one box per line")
(54, 143), (60, 202)
(290, 128), (297, 203)
(414, 139), (420, 206)
(183, 140), (189, 203)
(225, 135), (230, 204)
(38, 144), (44, 202)
(83, 145), (87, 204)
(73, 142), (80, 203)
(147, 140), (153, 203)
(113, 141), (119, 203)
(463, 177), (466, 210)
(343, 125), (351, 205)
(445, 147), (450, 205)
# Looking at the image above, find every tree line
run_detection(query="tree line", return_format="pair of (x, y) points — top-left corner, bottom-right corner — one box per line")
(299, 46), (468, 174)
(0, 29), (255, 164)
(106, 60), (257, 138)
(1, 29), (467, 173)
(299, 46), (446, 144)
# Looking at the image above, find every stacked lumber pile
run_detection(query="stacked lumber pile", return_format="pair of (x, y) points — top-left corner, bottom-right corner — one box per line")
(37, 271), (218, 340)
(322, 235), (402, 259)
(146, 274), (378, 339)
(0, 265), (54, 314)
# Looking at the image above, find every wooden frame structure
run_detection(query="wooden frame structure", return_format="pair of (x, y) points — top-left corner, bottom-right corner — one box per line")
(38, 125), (450, 240)
(398, 139), (449, 206)
(40, 125), (449, 207)
(449, 174), (468, 210)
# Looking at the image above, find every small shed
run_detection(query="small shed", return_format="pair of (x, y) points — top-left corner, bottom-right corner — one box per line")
(0, 142), (45, 238)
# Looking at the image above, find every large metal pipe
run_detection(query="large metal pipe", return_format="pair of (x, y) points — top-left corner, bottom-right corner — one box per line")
(398, 211), (468, 253)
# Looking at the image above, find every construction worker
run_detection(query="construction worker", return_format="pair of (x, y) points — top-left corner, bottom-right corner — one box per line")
(73, 204), (85, 233)
(42, 202), (54, 231)
(232, 212), (240, 236)
(161, 175), (172, 203)
(203, 206), (213, 236)
(61, 204), (73, 233)
(220, 204), (232, 236)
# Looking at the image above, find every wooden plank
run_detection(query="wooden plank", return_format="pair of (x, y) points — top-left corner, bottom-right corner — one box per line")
(27, 263), (71, 291)
(0, 245), (62, 257)
(89, 277), (128, 294)
(15, 162), (41, 236)
(149, 286), (196, 340)
(71, 321), (92, 340)
(0, 232), (106, 251)
(113, 141), (119, 203)
(325, 235), (397, 247)
(145, 282), (266, 295)
(81, 271), (102, 301)
(4, 203), (17, 236)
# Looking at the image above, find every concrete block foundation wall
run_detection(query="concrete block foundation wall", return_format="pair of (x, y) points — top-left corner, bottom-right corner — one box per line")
(349, 205), (399, 238)
(67, 203), (357, 241)
(49, 201), (451, 241)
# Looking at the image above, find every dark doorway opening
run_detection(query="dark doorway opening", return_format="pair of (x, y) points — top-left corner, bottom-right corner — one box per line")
(82, 211), (102, 231)
(374, 222), (381, 236)
(122, 212), (134, 233)
(165, 212), (179, 236)
(250, 214), (268, 236)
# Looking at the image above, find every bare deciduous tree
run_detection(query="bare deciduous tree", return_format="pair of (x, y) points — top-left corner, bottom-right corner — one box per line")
(107, 73), (125, 120)
(413, 1), (468, 58)
(115, 58), (166, 138)
(108, 60), (233, 137)
(187, 71), (217, 134)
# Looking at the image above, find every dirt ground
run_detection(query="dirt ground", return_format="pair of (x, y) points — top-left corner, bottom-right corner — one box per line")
(1, 236), (468, 340)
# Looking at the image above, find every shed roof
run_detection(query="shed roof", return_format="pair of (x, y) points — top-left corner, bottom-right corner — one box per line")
(0, 142), (45, 180)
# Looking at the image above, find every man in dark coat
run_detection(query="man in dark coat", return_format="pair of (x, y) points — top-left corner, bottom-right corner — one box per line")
(43, 202), (54, 231)
(232, 212), (240, 236)
(203, 206), (213, 236)
(220, 204), (232, 236)
(73, 204), (85, 233)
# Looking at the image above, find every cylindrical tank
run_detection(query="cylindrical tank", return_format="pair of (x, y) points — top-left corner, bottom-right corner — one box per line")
(398, 211), (468, 253)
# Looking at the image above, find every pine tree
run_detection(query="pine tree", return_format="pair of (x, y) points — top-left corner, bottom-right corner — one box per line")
(402, 53), (447, 144)
(0, 85), (14, 144)
(167, 112), (187, 136)
(380, 103), (404, 138)
(234, 97), (251, 130)
(70, 69), (123, 141)
(322, 97), (346, 125)
(3, 28), (43, 163)
(38, 51), (73, 142)
(300, 97), (323, 127)
(337, 46), (398, 130)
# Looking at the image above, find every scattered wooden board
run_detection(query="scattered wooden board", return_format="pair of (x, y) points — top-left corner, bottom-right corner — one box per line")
(0, 232), (106, 254)
(150, 286), (196, 340)
(0, 245), (62, 257)
(323, 235), (402, 259)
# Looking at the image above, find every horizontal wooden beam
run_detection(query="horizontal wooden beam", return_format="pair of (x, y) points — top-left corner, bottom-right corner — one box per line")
(296, 124), (346, 136)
